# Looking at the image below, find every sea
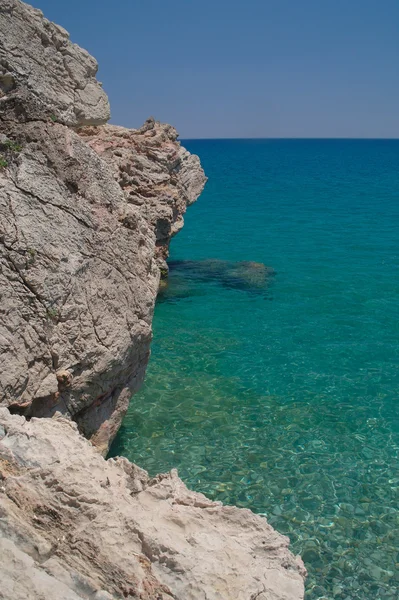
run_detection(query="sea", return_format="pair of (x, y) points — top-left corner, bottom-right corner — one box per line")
(110, 139), (399, 600)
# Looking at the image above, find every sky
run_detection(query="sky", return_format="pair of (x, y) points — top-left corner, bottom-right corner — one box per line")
(31, 0), (399, 139)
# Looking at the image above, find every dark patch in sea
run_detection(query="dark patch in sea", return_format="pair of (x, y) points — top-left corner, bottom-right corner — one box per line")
(158, 259), (275, 303)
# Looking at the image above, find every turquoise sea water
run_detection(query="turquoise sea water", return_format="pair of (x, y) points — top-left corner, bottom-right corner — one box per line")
(110, 140), (399, 600)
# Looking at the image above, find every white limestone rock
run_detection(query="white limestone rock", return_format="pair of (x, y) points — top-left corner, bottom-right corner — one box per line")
(0, 409), (306, 600)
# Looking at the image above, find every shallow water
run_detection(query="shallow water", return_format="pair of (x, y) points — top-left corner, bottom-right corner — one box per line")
(110, 139), (399, 599)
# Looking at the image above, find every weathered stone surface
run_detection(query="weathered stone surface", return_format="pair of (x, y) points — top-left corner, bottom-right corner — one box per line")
(0, 116), (205, 452)
(78, 119), (206, 270)
(0, 4), (306, 598)
(0, 0), (110, 126)
(0, 408), (306, 600)
(0, 1), (206, 451)
(0, 1), (206, 453)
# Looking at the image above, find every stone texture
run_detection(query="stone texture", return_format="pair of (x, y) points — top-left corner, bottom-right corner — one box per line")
(0, 408), (306, 600)
(0, 116), (205, 452)
(0, 1), (206, 452)
(78, 119), (206, 271)
(0, 3), (306, 598)
(0, 0), (110, 126)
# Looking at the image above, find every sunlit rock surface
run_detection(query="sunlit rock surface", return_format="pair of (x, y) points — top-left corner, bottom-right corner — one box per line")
(0, 0), (206, 452)
(0, 2), (305, 598)
(0, 409), (306, 600)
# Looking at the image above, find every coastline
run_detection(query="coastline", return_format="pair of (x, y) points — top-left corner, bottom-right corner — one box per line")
(0, 2), (306, 598)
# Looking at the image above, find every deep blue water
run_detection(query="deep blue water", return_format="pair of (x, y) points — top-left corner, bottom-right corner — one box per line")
(111, 140), (399, 600)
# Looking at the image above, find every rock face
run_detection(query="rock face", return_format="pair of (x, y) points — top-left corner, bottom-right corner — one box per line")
(0, 0), (110, 125)
(0, 0), (206, 452)
(78, 122), (206, 270)
(0, 2), (306, 598)
(0, 408), (306, 600)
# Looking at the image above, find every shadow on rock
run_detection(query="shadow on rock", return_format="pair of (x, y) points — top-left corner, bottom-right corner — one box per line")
(158, 259), (275, 302)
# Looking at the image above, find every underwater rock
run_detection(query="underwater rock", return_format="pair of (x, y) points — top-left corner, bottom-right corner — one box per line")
(159, 259), (275, 302)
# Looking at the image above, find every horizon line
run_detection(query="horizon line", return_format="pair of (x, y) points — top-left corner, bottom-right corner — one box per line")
(180, 136), (399, 141)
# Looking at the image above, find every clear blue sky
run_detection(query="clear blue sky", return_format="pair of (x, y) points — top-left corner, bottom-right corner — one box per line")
(31, 0), (398, 138)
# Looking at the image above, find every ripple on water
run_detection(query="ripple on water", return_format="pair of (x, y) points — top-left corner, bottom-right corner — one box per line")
(111, 351), (399, 600)
(110, 140), (399, 600)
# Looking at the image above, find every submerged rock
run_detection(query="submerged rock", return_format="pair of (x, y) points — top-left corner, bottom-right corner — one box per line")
(159, 259), (275, 301)
(169, 259), (274, 289)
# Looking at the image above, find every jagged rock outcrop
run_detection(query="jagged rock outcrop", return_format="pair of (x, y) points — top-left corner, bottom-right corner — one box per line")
(0, 408), (306, 600)
(0, 2), (306, 598)
(78, 122), (206, 270)
(0, 0), (110, 125)
(0, 0), (206, 452)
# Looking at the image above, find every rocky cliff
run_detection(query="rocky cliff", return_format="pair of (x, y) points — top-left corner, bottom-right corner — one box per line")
(0, 1), (306, 598)
(0, 0), (206, 452)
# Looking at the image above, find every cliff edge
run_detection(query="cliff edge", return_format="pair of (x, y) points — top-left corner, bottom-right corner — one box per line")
(0, 0), (205, 452)
(0, 1), (306, 598)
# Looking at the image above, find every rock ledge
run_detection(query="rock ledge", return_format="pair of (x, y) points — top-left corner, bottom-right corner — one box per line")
(0, 408), (306, 600)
